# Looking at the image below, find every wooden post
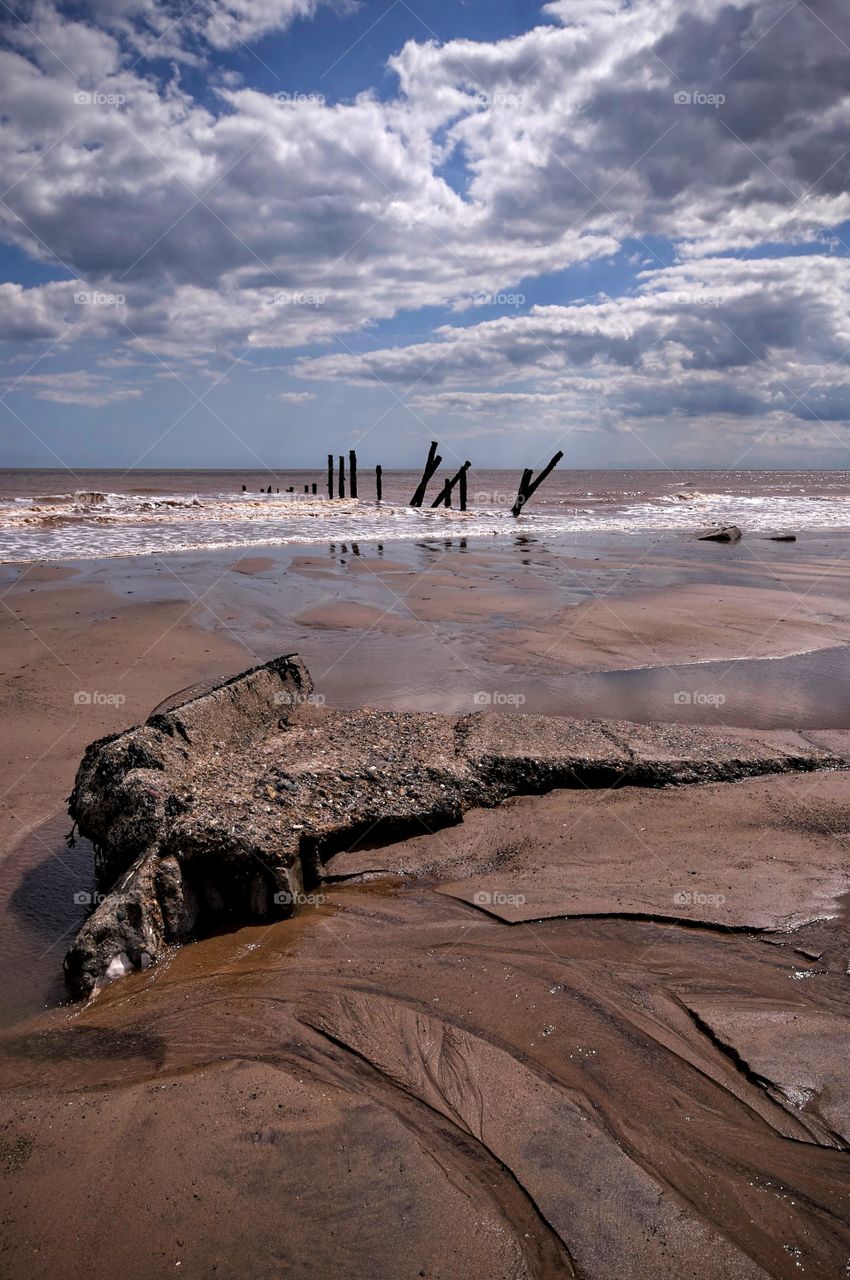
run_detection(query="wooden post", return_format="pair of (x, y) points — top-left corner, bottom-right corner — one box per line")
(311, 483), (317, 495)
(327, 455), (333, 499)
(511, 452), (563, 517)
(410, 441), (442, 507)
(375, 465), (383, 502)
(430, 461), (471, 509)
(304, 484), (309, 493)
(512, 468), (533, 517)
(349, 450), (358, 499)
(338, 454), (345, 499)
(458, 464), (468, 511)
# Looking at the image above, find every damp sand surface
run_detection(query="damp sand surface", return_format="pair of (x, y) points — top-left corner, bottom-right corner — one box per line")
(1, 533), (850, 1278)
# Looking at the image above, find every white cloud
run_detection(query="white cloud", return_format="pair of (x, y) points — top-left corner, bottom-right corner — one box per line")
(296, 256), (850, 441)
(1, 0), (850, 463)
(197, 0), (358, 49)
(5, 369), (143, 405)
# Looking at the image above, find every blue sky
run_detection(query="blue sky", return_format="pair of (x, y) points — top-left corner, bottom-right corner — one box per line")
(2, 0), (850, 472)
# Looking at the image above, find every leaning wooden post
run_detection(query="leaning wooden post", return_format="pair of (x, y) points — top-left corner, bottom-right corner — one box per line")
(511, 451), (563, 517)
(375, 464), (383, 502)
(338, 455), (346, 499)
(512, 468), (533, 517)
(431, 461), (471, 509)
(349, 450), (358, 499)
(327, 455), (334, 499)
(410, 441), (442, 507)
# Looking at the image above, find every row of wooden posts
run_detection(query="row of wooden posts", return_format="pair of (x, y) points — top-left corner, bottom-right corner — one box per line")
(319, 443), (563, 517)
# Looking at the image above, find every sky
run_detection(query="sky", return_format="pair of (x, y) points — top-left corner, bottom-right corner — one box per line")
(2, 0), (850, 472)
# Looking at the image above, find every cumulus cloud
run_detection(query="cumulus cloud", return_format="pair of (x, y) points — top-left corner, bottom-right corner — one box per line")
(10, 0), (351, 66)
(3, 0), (850, 358)
(296, 256), (850, 439)
(1, 0), (850, 457)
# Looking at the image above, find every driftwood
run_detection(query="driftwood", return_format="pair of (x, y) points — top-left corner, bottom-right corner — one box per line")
(431, 461), (471, 510)
(410, 441), (442, 507)
(349, 450), (358, 499)
(511, 451), (563, 517)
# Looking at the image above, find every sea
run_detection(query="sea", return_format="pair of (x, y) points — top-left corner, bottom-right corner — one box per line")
(1, 468), (850, 562)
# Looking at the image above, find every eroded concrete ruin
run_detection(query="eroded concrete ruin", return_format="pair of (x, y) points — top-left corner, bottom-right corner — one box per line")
(65, 654), (847, 997)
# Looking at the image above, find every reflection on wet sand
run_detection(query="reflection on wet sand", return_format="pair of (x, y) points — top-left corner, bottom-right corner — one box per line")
(1, 532), (850, 1278)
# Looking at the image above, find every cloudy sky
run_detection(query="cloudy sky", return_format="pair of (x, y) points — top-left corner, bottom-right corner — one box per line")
(2, 0), (850, 471)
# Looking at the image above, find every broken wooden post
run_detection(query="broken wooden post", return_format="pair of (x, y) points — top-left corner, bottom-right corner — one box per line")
(430, 461), (471, 509)
(513, 468), (532, 517)
(349, 450), (358, 499)
(375, 464), (383, 502)
(338, 454), (346, 499)
(410, 441), (442, 507)
(327, 455), (334, 499)
(511, 451), (563, 517)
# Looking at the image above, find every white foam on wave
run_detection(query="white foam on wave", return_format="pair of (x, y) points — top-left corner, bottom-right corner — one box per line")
(1, 488), (850, 562)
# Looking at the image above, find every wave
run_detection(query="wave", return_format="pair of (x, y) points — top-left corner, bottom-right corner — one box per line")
(2, 488), (850, 561)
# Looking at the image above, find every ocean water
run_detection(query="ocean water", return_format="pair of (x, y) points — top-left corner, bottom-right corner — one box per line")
(1, 468), (849, 562)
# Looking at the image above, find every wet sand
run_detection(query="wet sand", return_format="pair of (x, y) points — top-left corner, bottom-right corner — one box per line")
(1, 533), (849, 1278)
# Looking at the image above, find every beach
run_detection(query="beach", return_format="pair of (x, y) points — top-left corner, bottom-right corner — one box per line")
(4, 0), (850, 1267)
(1, 487), (850, 1279)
